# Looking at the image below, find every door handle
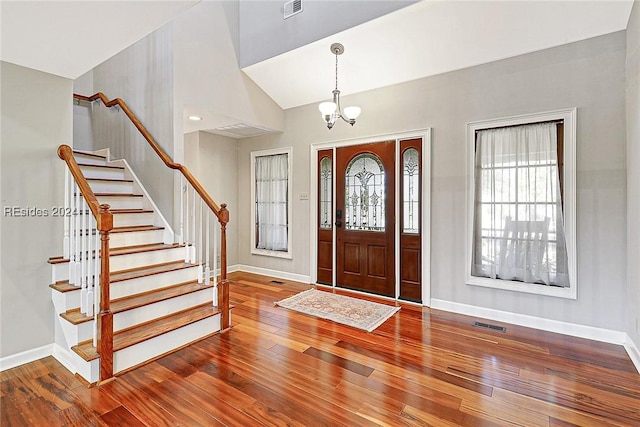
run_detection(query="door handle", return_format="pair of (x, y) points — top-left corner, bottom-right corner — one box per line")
(335, 220), (342, 228)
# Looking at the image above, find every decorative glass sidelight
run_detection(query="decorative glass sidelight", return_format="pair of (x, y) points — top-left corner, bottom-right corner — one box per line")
(344, 153), (385, 231)
(319, 157), (332, 229)
(403, 148), (420, 233)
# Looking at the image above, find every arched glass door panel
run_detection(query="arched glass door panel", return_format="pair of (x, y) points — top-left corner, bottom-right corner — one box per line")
(344, 153), (385, 231)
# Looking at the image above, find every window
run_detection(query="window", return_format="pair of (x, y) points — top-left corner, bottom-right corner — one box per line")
(251, 148), (292, 258)
(466, 109), (576, 298)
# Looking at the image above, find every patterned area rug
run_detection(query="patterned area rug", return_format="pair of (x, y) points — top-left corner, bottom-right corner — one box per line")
(275, 289), (400, 332)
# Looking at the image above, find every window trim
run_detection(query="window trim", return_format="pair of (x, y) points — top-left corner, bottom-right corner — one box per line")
(465, 108), (577, 299)
(251, 147), (293, 259)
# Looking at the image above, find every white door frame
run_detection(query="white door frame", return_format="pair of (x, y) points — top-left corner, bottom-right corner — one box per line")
(309, 128), (432, 306)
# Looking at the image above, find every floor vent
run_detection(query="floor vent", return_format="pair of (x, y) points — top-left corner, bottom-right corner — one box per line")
(270, 280), (285, 285)
(472, 321), (506, 333)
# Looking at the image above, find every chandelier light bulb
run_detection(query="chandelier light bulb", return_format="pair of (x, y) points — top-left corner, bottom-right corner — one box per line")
(319, 102), (337, 116)
(343, 106), (361, 121)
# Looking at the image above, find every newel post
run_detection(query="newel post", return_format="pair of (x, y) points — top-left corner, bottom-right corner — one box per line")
(218, 204), (230, 329)
(97, 204), (114, 382)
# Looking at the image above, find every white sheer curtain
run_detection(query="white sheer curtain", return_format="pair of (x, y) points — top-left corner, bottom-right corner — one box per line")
(471, 122), (570, 287)
(255, 153), (289, 251)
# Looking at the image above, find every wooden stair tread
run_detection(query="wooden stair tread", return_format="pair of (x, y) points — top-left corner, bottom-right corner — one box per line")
(72, 303), (221, 361)
(110, 209), (154, 214)
(112, 225), (164, 233)
(49, 281), (78, 293)
(73, 151), (106, 159)
(77, 163), (124, 170)
(110, 261), (197, 283)
(109, 242), (182, 256)
(61, 280), (214, 325)
(91, 193), (143, 197)
(86, 178), (134, 183)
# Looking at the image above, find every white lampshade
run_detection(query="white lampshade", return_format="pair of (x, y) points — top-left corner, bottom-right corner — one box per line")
(343, 106), (361, 120)
(319, 102), (337, 116)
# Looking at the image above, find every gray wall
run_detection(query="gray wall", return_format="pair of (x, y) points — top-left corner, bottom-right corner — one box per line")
(1, 62), (71, 357)
(627, 1), (640, 347)
(92, 24), (175, 226)
(183, 131), (239, 268)
(237, 32), (628, 331)
(238, 0), (417, 67)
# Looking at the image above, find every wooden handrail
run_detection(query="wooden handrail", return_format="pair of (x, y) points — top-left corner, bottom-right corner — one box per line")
(58, 144), (114, 380)
(74, 93), (222, 218)
(76, 92), (230, 331)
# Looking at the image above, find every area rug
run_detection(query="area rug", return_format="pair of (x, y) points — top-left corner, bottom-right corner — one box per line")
(275, 289), (400, 332)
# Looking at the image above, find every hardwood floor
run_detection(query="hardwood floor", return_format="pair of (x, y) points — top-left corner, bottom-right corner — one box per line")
(2, 271), (639, 426)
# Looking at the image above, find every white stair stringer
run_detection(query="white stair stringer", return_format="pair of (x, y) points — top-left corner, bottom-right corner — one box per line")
(50, 148), (223, 384)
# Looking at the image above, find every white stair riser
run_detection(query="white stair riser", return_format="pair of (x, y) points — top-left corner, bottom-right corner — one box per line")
(53, 344), (99, 384)
(61, 317), (94, 345)
(114, 289), (213, 331)
(111, 267), (199, 299)
(74, 154), (107, 166)
(94, 195), (143, 210)
(110, 247), (184, 272)
(110, 229), (165, 247)
(79, 166), (125, 181)
(88, 180), (134, 194)
(52, 287), (80, 313)
(114, 313), (220, 374)
(58, 288), (212, 342)
(113, 212), (155, 227)
(51, 263), (69, 284)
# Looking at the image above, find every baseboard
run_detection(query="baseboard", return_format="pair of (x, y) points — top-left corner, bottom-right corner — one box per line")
(52, 344), (79, 376)
(430, 298), (627, 345)
(233, 264), (311, 284)
(0, 344), (54, 371)
(624, 335), (640, 374)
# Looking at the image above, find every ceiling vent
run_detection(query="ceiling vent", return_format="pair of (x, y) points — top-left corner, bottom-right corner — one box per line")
(283, 0), (302, 19)
(207, 122), (275, 139)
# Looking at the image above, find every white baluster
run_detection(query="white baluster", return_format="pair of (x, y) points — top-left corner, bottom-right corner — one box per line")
(190, 189), (196, 263)
(63, 168), (70, 259)
(205, 211), (210, 285)
(179, 175), (184, 245)
(212, 218), (218, 307)
(86, 213), (95, 318)
(70, 183), (80, 285)
(93, 226), (101, 348)
(68, 179), (76, 284)
(80, 197), (88, 314)
(198, 198), (203, 284)
(184, 185), (190, 262)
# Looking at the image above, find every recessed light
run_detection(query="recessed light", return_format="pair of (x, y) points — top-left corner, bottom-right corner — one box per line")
(188, 115), (202, 121)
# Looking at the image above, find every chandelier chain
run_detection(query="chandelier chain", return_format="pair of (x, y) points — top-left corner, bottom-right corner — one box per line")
(335, 51), (339, 91)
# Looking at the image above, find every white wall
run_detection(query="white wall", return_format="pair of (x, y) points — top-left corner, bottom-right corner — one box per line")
(1, 61), (71, 357)
(237, 32), (628, 332)
(183, 131), (239, 268)
(72, 70), (94, 151)
(626, 1), (640, 348)
(91, 24), (175, 226)
(173, 1), (284, 136)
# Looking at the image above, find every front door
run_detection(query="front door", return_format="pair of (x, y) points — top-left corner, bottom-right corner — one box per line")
(335, 141), (395, 297)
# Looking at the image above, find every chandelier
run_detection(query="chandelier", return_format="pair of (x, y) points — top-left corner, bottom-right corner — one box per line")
(318, 43), (361, 129)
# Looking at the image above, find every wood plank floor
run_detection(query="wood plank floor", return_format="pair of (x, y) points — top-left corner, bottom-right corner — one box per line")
(2, 271), (639, 426)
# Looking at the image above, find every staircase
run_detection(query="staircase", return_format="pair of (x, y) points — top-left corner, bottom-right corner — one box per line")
(50, 149), (226, 384)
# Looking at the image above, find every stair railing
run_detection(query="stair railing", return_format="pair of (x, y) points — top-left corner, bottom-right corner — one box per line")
(57, 144), (114, 381)
(74, 92), (230, 330)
